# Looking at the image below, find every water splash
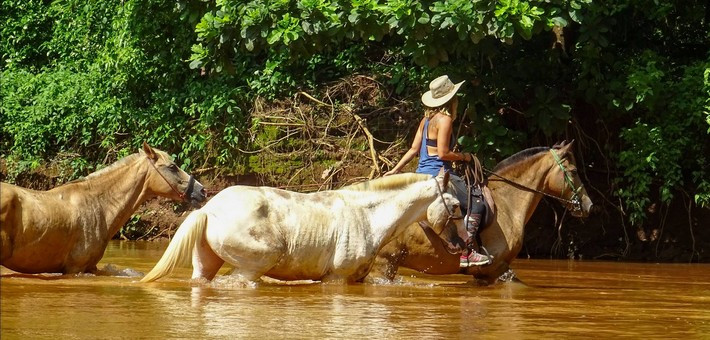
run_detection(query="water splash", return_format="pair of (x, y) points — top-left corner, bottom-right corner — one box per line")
(209, 275), (259, 289)
(366, 276), (435, 288)
(97, 263), (144, 278)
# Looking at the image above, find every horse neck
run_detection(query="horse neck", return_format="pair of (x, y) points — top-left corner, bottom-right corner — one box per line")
(362, 181), (438, 247)
(55, 157), (154, 236)
(491, 155), (554, 229)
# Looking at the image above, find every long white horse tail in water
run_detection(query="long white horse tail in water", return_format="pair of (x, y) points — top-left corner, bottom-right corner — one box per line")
(141, 211), (208, 282)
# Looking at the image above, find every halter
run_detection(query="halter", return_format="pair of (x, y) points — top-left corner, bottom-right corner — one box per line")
(434, 177), (464, 225)
(146, 156), (195, 201)
(425, 178), (466, 251)
(484, 149), (583, 213)
(415, 178), (465, 255)
(549, 149), (584, 214)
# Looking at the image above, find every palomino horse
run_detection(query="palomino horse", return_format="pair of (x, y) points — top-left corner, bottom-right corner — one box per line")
(140, 172), (463, 283)
(0, 142), (206, 274)
(374, 141), (593, 284)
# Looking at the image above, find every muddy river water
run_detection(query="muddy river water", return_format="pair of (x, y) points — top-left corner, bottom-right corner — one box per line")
(1, 241), (708, 338)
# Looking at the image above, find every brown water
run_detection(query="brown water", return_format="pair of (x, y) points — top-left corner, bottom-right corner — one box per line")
(2, 241), (709, 339)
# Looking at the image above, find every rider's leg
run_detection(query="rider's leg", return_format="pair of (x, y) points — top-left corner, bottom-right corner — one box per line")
(460, 192), (491, 267)
(445, 173), (491, 267)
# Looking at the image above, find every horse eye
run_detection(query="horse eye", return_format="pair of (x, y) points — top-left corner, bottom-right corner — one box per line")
(168, 164), (179, 172)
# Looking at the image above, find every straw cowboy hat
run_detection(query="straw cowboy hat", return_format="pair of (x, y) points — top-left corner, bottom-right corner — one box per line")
(421, 75), (465, 108)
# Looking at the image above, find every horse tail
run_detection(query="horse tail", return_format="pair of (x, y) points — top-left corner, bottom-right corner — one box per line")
(140, 210), (208, 283)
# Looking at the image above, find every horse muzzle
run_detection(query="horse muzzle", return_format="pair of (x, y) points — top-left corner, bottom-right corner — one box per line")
(570, 196), (593, 218)
(184, 176), (207, 206)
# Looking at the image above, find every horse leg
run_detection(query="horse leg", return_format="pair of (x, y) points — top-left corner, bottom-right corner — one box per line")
(191, 237), (224, 281)
(382, 251), (406, 281)
(214, 242), (282, 282)
(472, 260), (510, 285)
(85, 264), (98, 274)
(371, 242), (407, 281)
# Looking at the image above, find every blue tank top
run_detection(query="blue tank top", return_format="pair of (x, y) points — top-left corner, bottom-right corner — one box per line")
(416, 118), (453, 177)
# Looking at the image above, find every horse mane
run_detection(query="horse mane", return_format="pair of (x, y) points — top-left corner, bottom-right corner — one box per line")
(84, 153), (143, 180)
(58, 148), (171, 186)
(340, 173), (432, 192)
(492, 146), (552, 173)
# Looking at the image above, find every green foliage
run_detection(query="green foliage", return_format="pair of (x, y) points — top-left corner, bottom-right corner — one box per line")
(188, 0), (579, 71)
(1, 67), (124, 161)
(0, 1), (52, 69)
(1, 0), (247, 178)
(705, 68), (710, 134)
(587, 20), (709, 223)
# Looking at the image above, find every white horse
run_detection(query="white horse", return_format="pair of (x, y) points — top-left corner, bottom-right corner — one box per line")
(141, 172), (463, 283)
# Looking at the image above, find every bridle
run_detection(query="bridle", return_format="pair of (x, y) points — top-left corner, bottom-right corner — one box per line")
(484, 149), (583, 214)
(146, 156), (196, 201)
(424, 149), (584, 258)
(423, 177), (466, 255)
(434, 177), (465, 226)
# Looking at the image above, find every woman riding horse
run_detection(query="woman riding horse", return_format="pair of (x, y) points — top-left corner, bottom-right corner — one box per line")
(384, 75), (489, 267)
(375, 141), (594, 284)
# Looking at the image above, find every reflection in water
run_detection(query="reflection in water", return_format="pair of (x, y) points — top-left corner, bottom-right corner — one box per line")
(2, 240), (709, 338)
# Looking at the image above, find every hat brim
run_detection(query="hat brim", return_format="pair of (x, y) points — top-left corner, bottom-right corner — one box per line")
(421, 80), (465, 108)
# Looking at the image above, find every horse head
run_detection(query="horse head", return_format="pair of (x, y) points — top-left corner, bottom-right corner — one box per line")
(422, 170), (467, 252)
(547, 140), (593, 217)
(141, 142), (207, 206)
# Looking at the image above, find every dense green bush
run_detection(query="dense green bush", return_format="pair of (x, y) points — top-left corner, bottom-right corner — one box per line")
(1, 0), (248, 173)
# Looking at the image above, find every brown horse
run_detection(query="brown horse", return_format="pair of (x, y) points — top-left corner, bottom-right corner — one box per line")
(0, 142), (207, 274)
(373, 141), (593, 284)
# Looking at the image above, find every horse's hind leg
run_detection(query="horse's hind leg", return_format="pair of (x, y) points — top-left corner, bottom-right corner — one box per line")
(191, 237), (224, 281)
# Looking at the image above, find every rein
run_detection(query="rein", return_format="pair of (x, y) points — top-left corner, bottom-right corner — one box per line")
(482, 149), (583, 212)
(146, 156), (195, 201)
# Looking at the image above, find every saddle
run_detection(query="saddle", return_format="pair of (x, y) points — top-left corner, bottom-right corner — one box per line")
(471, 184), (495, 228)
(416, 156), (496, 256)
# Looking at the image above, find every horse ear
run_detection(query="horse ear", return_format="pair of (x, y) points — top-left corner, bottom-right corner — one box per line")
(559, 139), (574, 155)
(142, 141), (158, 160)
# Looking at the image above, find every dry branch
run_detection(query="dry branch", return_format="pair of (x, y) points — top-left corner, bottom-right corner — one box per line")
(243, 75), (417, 190)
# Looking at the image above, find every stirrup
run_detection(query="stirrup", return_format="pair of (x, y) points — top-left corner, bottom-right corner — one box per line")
(478, 246), (493, 265)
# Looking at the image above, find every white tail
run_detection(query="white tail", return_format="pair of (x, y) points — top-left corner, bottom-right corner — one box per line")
(140, 210), (208, 282)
